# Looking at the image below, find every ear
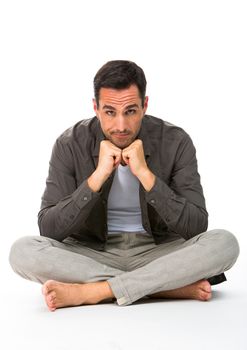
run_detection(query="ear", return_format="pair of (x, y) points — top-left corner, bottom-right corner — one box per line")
(143, 96), (149, 114)
(92, 98), (98, 115)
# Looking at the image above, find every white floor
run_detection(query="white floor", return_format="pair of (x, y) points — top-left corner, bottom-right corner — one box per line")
(2, 260), (246, 350)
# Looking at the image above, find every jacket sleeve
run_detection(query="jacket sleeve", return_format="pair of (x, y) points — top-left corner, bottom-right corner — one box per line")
(38, 138), (100, 241)
(145, 133), (208, 240)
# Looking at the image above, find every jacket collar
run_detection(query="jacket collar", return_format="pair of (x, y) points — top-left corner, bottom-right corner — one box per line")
(92, 118), (106, 157)
(137, 117), (151, 158)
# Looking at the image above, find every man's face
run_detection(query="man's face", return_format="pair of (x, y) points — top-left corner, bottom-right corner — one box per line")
(93, 84), (148, 149)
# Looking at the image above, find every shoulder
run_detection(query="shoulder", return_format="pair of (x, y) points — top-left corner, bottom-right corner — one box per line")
(143, 115), (191, 143)
(56, 117), (98, 145)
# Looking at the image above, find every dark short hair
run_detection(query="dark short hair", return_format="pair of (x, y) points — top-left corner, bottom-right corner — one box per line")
(93, 60), (147, 108)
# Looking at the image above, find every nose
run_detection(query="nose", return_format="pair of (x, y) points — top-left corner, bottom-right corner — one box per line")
(115, 114), (127, 131)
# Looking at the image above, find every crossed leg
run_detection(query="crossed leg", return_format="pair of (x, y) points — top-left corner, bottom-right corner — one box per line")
(42, 279), (211, 311)
(9, 229), (239, 311)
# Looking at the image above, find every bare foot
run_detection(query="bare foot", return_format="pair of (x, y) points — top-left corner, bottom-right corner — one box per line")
(148, 279), (212, 301)
(42, 280), (115, 312)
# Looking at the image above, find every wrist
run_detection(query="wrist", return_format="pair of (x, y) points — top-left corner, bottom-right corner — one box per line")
(137, 168), (156, 192)
(87, 169), (108, 192)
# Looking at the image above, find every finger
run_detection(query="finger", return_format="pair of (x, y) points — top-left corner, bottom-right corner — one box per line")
(120, 155), (127, 166)
(122, 153), (130, 165)
(113, 153), (122, 167)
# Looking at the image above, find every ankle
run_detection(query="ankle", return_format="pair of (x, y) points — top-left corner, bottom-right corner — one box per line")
(96, 281), (114, 301)
(82, 281), (114, 304)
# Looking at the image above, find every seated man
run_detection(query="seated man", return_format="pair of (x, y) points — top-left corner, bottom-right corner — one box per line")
(9, 60), (239, 312)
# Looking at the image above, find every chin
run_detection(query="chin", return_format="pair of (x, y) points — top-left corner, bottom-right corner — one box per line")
(110, 137), (133, 148)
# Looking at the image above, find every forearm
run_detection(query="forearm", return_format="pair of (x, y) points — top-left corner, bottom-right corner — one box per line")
(145, 176), (208, 239)
(137, 168), (156, 192)
(38, 180), (100, 241)
(87, 169), (110, 193)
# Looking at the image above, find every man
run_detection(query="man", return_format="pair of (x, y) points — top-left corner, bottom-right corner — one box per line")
(9, 60), (239, 311)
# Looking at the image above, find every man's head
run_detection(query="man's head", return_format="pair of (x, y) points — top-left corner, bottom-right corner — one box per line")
(93, 60), (148, 149)
(93, 60), (147, 108)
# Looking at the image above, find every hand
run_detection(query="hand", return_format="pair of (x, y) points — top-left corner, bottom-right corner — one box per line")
(88, 139), (155, 192)
(87, 140), (122, 192)
(122, 139), (156, 191)
(97, 140), (122, 178)
(121, 139), (148, 177)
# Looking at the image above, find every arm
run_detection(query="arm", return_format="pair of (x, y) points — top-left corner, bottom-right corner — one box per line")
(144, 134), (208, 240)
(38, 138), (101, 242)
(38, 138), (122, 242)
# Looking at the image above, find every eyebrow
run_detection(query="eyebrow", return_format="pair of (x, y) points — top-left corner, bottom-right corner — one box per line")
(102, 103), (140, 110)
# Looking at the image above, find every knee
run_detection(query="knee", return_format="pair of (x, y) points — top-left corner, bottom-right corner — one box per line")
(209, 229), (240, 267)
(9, 236), (43, 272)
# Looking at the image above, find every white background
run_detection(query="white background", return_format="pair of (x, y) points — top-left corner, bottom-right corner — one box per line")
(0, 1), (246, 349)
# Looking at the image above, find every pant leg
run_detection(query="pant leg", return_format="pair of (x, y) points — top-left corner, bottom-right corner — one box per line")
(107, 229), (240, 306)
(9, 235), (124, 284)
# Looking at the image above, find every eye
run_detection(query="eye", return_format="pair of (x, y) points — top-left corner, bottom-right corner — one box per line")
(125, 109), (137, 116)
(105, 110), (115, 116)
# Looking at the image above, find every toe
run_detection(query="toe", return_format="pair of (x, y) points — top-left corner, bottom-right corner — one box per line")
(202, 280), (211, 293)
(42, 280), (56, 295)
(44, 289), (57, 311)
(47, 297), (57, 311)
(199, 290), (211, 301)
(47, 291), (56, 302)
(48, 304), (56, 312)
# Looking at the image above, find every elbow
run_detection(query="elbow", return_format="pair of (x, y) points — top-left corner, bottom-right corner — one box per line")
(174, 207), (209, 240)
(38, 208), (57, 240)
(38, 209), (45, 236)
(38, 221), (48, 237)
(37, 208), (69, 242)
(188, 208), (208, 238)
(38, 208), (50, 236)
(198, 208), (208, 234)
(38, 218), (63, 241)
(38, 214), (51, 238)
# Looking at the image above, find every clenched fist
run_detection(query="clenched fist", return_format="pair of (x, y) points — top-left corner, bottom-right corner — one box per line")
(121, 139), (147, 177)
(97, 140), (122, 178)
(88, 139), (155, 192)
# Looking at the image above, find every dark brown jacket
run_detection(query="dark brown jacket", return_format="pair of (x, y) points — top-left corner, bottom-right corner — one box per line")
(38, 115), (208, 250)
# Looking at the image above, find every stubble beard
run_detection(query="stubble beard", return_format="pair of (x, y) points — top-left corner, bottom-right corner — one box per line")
(108, 133), (134, 149)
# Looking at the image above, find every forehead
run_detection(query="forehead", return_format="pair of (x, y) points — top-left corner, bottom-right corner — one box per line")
(98, 85), (141, 108)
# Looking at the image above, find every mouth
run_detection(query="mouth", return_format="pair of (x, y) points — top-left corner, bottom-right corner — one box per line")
(113, 133), (129, 138)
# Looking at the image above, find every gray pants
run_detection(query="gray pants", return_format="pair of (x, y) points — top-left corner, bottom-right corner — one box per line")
(9, 229), (239, 306)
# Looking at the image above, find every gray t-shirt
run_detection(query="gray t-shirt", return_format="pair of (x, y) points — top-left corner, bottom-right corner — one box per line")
(107, 164), (147, 234)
